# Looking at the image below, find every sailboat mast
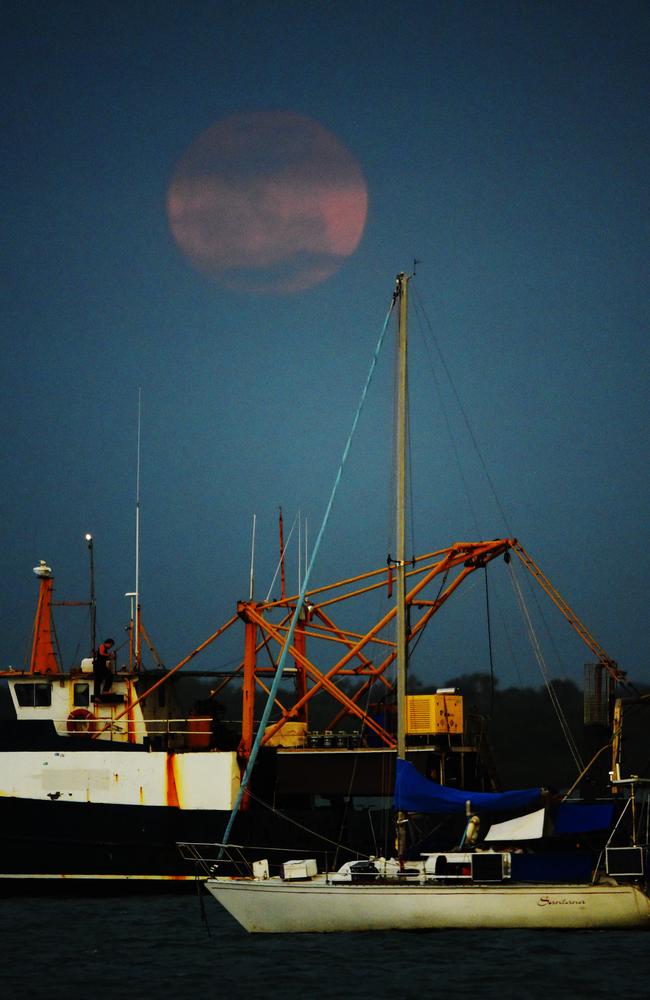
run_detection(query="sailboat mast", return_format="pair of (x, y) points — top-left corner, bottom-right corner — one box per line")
(395, 272), (409, 761)
(395, 272), (409, 862)
(134, 388), (142, 669)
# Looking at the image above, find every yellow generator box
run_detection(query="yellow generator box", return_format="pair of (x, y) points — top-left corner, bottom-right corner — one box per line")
(406, 694), (464, 735)
(263, 721), (308, 747)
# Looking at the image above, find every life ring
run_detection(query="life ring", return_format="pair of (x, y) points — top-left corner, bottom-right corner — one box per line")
(66, 708), (97, 734)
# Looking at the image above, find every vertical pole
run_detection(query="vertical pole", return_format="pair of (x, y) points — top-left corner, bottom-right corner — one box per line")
(304, 517), (308, 587)
(134, 388), (142, 670)
(395, 272), (409, 860)
(611, 697), (623, 793)
(249, 514), (256, 601)
(395, 273), (408, 761)
(86, 534), (96, 655)
(124, 593), (137, 670)
(298, 508), (302, 595)
(294, 608), (308, 724)
(239, 605), (257, 810)
(278, 507), (287, 601)
(129, 596), (134, 671)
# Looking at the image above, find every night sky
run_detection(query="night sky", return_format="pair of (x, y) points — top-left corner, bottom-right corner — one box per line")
(2, 1), (648, 694)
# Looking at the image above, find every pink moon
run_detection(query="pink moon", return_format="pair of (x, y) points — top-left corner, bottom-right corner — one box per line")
(167, 111), (368, 294)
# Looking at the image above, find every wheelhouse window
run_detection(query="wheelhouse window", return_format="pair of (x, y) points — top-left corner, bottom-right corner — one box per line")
(73, 683), (90, 707)
(15, 683), (52, 707)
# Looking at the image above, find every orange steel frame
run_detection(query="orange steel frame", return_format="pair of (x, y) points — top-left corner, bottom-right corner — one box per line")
(89, 537), (624, 765)
(228, 537), (626, 763)
(234, 539), (516, 762)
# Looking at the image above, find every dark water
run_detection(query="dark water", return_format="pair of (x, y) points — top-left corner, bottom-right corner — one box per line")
(3, 893), (650, 1000)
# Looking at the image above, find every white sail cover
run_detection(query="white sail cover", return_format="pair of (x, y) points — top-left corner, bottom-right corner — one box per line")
(484, 808), (546, 842)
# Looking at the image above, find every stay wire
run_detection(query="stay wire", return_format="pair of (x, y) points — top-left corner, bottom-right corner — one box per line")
(407, 567), (450, 661)
(244, 787), (370, 857)
(508, 559), (584, 773)
(218, 289), (398, 856)
(410, 285), (513, 537)
(411, 288), (567, 692)
(333, 677), (379, 867)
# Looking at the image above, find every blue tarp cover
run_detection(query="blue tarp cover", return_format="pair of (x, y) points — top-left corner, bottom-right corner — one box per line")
(553, 802), (615, 835)
(394, 759), (542, 815)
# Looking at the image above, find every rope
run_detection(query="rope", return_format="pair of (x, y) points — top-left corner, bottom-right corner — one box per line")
(508, 560), (584, 774)
(219, 291), (398, 856)
(244, 787), (370, 857)
(196, 872), (211, 936)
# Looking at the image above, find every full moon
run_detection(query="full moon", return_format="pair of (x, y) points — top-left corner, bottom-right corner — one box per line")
(167, 111), (368, 294)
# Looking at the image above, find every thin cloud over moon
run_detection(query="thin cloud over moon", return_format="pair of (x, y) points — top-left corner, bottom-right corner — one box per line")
(167, 111), (368, 294)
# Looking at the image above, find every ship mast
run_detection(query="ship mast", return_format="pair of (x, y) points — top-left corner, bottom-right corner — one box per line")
(134, 388), (142, 669)
(395, 271), (409, 858)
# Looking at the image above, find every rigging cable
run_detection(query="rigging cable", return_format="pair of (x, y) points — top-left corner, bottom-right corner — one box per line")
(410, 290), (526, 686)
(411, 289), (582, 691)
(244, 787), (371, 858)
(410, 285), (513, 538)
(411, 298), (482, 539)
(508, 559), (584, 774)
(407, 567), (450, 660)
(333, 677), (380, 866)
(218, 289), (398, 857)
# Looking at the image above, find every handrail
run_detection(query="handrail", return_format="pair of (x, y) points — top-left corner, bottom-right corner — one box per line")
(60, 715), (213, 736)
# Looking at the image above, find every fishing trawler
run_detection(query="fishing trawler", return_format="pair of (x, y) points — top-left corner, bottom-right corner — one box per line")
(0, 541), (526, 890)
(0, 542), (520, 892)
(195, 273), (650, 931)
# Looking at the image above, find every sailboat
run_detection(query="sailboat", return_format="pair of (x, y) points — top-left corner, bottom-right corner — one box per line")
(199, 272), (650, 932)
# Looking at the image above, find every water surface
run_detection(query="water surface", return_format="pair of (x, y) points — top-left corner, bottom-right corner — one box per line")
(3, 894), (649, 999)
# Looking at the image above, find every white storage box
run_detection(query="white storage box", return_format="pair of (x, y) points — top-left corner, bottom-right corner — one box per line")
(280, 858), (318, 880)
(252, 859), (269, 880)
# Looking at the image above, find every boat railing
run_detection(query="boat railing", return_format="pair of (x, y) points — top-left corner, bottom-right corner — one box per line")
(142, 717), (212, 736)
(60, 714), (213, 745)
(178, 841), (246, 877)
(177, 841), (334, 879)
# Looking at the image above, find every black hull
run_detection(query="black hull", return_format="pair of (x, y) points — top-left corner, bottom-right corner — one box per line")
(0, 793), (404, 894)
(0, 712), (483, 893)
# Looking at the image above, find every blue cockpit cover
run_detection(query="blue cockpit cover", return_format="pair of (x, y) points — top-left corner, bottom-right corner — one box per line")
(394, 759), (542, 814)
(553, 802), (615, 835)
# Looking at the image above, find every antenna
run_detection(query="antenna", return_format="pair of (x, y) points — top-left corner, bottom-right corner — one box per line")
(134, 388), (142, 669)
(249, 513), (257, 600)
(85, 533), (96, 653)
(304, 516), (308, 586)
(298, 507), (302, 594)
(278, 507), (286, 600)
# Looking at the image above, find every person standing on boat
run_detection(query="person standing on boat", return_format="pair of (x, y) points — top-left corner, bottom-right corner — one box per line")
(93, 638), (115, 699)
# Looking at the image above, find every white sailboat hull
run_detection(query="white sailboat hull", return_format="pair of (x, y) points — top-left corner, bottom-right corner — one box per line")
(206, 876), (650, 933)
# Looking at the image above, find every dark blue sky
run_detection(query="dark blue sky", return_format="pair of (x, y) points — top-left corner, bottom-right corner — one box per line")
(2, 1), (648, 691)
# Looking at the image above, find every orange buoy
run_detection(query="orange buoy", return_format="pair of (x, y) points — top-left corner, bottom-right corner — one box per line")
(66, 708), (97, 734)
